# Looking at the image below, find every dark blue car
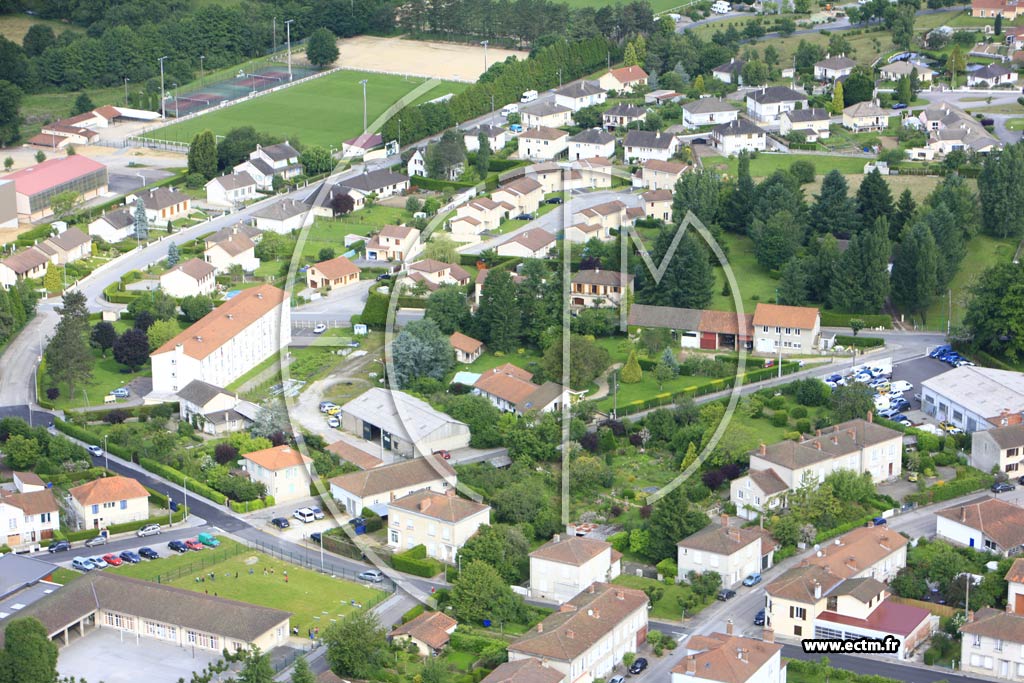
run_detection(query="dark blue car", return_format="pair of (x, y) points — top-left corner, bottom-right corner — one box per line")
(168, 540), (188, 553)
(929, 345), (952, 358)
(119, 550), (141, 564)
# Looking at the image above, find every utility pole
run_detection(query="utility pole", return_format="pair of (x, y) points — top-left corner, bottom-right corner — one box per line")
(124, 77), (129, 107)
(360, 79), (369, 133)
(273, 16), (277, 55)
(398, 117), (401, 148)
(158, 56), (168, 119)
(199, 55), (205, 85)
(481, 40), (489, 72)
(947, 289), (952, 336)
(557, 69), (562, 88)
(172, 83), (178, 118)
(612, 370), (618, 419)
(778, 327), (783, 378)
(285, 19), (295, 81)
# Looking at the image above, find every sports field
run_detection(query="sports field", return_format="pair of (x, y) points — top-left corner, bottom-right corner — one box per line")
(144, 69), (468, 148)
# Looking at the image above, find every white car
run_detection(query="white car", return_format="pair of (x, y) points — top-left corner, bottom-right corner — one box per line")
(327, 416), (341, 428)
(890, 380), (913, 393)
(86, 445), (103, 457)
(313, 323), (327, 335)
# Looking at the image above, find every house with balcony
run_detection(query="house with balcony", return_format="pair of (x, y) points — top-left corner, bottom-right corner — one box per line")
(779, 108), (832, 141)
(570, 269), (633, 309)
(814, 54), (856, 81)
(843, 101), (891, 132)
(365, 225), (421, 263)
(329, 457), (455, 519)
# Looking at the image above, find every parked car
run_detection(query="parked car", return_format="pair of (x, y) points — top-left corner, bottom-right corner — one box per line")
(183, 539), (204, 551)
(86, 445), (104, 457)
(111, 387), (130, 398)
(138, 547), (159, 560)
(327, 416), (341, 428)
(313, 323), (327, 334)
(325, 406), (341, 416)
(609, 677), (625, 683)
(929, 345), (952, 358)
(168, 540), (188, 553)
(955, 359), (975, 367)
(433, 449), (452, 460)
(870, 516), (887, 526)
(892, 102), (908, 110)
(319, 401), (338, 413)
(629, 658), (649, 674)
(894, 416), (913, 427)
(294, 508), (316, 524)
(545, 196), (564, 205)
(1017, 475), (1024, 486)
(877, 407), (902, 420)
(271, 517), (290, 529)
(717, 588), (737, 601)
(119, 550), (141, 564)
(509, 123), (523, 133)
(72, 557), (96, 572)
(692, 137), (708, 145)
(992, 481), (1016, 493)
(310, 506), (325, 520)
(102, 553), (124, 566)
(890, 380), (913, 393)
(515, 213), (534, 220)
(359, 569), (384, 583)
(90, 556), (108, 569)
(137, 524), (161, 537)
(742, 573), (762, 586)
(48, 540), (71, 553)
(375, 273), (392, 281)
(197, 533), (220, 547)
(754, 609), (766, 626)
(84, 535), (107, 547)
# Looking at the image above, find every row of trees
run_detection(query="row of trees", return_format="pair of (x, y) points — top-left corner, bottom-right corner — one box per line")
(0, 279), (36, 354)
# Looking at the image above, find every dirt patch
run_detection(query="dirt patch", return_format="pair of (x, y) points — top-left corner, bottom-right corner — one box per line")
(329, 35), (528, 82)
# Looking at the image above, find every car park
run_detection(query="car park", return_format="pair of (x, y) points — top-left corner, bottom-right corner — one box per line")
(754, 609), (766, 625)
(119, 550), (142, 563)
(138, 547), (159, 560)
(184, 539), (204, 551)
(137, 524), (161, 537)
(86, 445), (103, 457)
(90, 556), (108, 569)
(271, 517), (291, 529)
(313, 323), (327, 334)
(84, 535), (106, 547)
(168, 540), (188, 553)
(359, 569), (384, 583)
(742, 573), (761, 586)
(629, 658), (649, 674)
(717, 588), (737, 601)
(327, 416), (341, 428)
(992, 481), (1016, 493)
(48, 540), (71, 553)
(72, 557), (96, 572)
(310, 506), (325, 520)
(102, 553), (124, 566)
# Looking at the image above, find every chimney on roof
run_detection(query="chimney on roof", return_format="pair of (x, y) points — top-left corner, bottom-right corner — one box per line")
(759, 443), (767, 455)
(814, 581), (822, 599)
(566, 629), (575, 639)
(961, 506), (967, 523)
(615, 589), (625, 600)
(816, 429), (822, 437)
(536, 622), (543, 633)
(967, 610), (975, 623)
(445, 488), (456, 497)
(592, 609), (600, 619)
(726, 619), (734, 635)
(587, 583), (596, 593)
(763, 627), (774, 644)
(195, 336), (203, 343)
(721, 513), (729, 527)
(419, 498), (431, 512)
(559, 603), (575, 613)
(686, 656), (696, 674)
(831, 434), (839, 445)
(867, 410), (873, 423)
(814, 441), (821, 450)
(846, 557), (857, 570)
(553, 534), (560, 543)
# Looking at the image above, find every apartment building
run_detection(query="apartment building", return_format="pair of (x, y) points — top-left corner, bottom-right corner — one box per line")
(677, 515), (776, 587)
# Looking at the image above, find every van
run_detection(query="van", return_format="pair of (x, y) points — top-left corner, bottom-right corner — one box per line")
(501, 103), (519, 116)
(711, 0), (731, 13)
(197, 532), (220, 547)
(293, 508), (316, 524)
(520, 90), (538, 103)
(509, 123), (523, 133)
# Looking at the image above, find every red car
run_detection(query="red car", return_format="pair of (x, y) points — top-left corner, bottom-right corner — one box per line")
(184, 539), (204, 551)
(433, 450), (451, 460)
(101, 553), (123, 566)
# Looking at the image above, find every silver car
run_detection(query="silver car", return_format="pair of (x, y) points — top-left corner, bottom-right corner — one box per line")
(358, 569), (384, 583)
(137, 524), (161, 537)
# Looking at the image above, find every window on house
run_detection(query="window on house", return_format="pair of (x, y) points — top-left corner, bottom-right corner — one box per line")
(91, 504), (99, 514)
(120, 500), (127, 510)
(973, 634), (982, 647)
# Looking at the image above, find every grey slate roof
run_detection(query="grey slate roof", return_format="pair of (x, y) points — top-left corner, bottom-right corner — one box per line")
(554, 80), (604, 98)
(603, 103), (646, 118)
(138, 186), (188, 210)
(0, 554), (58, 600)
(97, 208), (134, 229)
(971, 63), (1013, 80)
(569, 128), (615, 145)
(177, 379), (236, 407)
(784, 107), (830, 123)
(747, 86), (806, 105)
(713, 118), (765, 137)
(520, 101), (572, 117)
(624, 130), (676, 149)
(627, 303), (703, 330)
(713, 59), (745, 75)
(252, 198), (309, 221)
(259, 142), (299, 161)
(683, 98), (735, 114)
(340, 169), (409, 193)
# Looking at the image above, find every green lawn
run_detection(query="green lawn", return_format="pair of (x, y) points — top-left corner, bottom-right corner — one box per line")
(459, 349), (546, 377)
(301, 205), (413, 260)
(710, 232), (778, 314)
(1007, 118), (1024, 131)
(703, 153), (870, 179)
(920, 234), (1018, 331)
(146, 71), (468, 148)
(612, 574), (713, 621)
(109, 539), (385, 633)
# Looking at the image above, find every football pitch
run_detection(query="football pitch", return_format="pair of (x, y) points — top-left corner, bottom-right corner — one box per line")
(144, 69), (468, 148)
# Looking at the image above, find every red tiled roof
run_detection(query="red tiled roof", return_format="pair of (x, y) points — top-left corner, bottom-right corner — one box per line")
(609, 65), (648, 84)
(242, 445), (312, 471)
(818, 598), (931, 637)
(4, 156), (106, 197)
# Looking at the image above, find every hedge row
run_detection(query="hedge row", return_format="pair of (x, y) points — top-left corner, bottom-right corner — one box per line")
(906, 469), (994, 505)
(56, 505), (189, 544)
(54, 420), (133, 461)
(975, 350), (1018, 371)
(390, 545), (444, 578)
(834, 335), (885, 348)
(103, 282), (142, 304)
(401, 604), (427, 624)
(409, 176), (475, 192)
(396, 296), (429, 309)
(448, 631), (508, 655)
(71, 403), (180, 422)
(139, 458), (228, 505)
(229, 496), (276, 513)
(814, 514), (880, 544)
(820, 311), (892, 329)
(46, 467), (108, 486)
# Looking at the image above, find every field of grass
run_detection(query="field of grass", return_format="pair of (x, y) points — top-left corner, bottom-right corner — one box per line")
(703, 153), (870, 179)
(0, 14), (79, 43)
(147, 71), (468, 148)
(1008, 118), (1024, 131)
(709, 232), (778, 314)
(108, 539), (386, 633)
(301, 205), (412, 260)
(612, 574), (714, 621)
(460, 349), (545, 377)
(920, 234), (1018, 331)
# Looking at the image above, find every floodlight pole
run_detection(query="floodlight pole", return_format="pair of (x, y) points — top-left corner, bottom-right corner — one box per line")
(172, 83), (178, 118)
(360, 79), (368, 133)
(199, 55), (205, 85)
(481, 40), (489, 72)
(285, 19), (295, 81)
(124, 77), (129, 107)
(158, 56), (168, 119)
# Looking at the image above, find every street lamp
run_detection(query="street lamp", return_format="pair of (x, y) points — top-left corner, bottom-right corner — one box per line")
(103, 435), (109, 470)
(557, 68), (562, 88)
(481, 40), (489, 72)
(124, 77), (130, 107)
(199, 55), (205, 85)
(172, 83), (178, 118)
(397, 117), (401, 148)
(285, 19), (295, 81)
(359, 79), (368, 133)
(158, 56), (168, 119)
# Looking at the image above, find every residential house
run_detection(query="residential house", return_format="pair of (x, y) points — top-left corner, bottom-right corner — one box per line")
(574, 200), (640, 233)
(69, 476), (149, 529)
(779, 108), (832, 140)
(909, 103), (1001, 158)
(672, 625), (785, 683)
(203, 227), (260, 273)
(960, 606), (1024, 679)
(968, 63), (1018, 87)
(329, 457), (456, 518)
(240, 445), (313, 504)
(518, 127), (570, 161)
(746, 87), (808, 123)
(627, 304), (704, 349)
(698, 309), (754, 351)
(752, 303), (820, 354)
(972, 423), (1024, 475)
(814, 54), (856, 81)
(129, 187), (191, 224)
(150, 285), (290, 394)
(1007, 558), (1024, 613)
(765, 565), (933, 657)
(677, 515), (776, 587)
(0, 248), (49, 289)
(570, 269), (633, 309)
(302, 183), (365, 218)
(365, 225), (421, 262)
(645, 89), (683, 105)
(0, 481), (59, 549)
(731, 416), (903, 519)
(567, 128), (615, 160)
(2, 155), (108, 221)
(307, 255), (361, 291)
(506, 583), (648, 682)
(641, 189), (672, 222)
(633, 159), (688, 191)
(473, 364), (569, 415)
(712, 58), (746, 85)
(88, 208), (135, 243)
(496, 228), (556, 258)
(481, 659), (564, 683)
(598, 65), (649, 92)
(520, 102), (573, 129)
(971, 0), (1022, 18)
(205, 172), (257, 208)
(177, 379), (258, 436)
(920, 365), (1024, 433)
(564, 222), (610, 244)
(464, 125), (506, 153)
(623, 130), (679, 163)
(451, 197), (512, 237)
(553, 81), (607, 112)
(36, 226), (92, 265)
(341, 132), (383, 158)
(1005, 25), (1024, 49)
(682, 98), (739, 128)
(800, 523), (909, 584)
(386, 489), (490, 561)
(529, 535), (622, 604)
(569, 158), (614, 189)
(842, 101), (890, 132)
(603, 103), (646, 131)
(403, 259), (471, 292)
(879, 61), (935, 82)
(407, 149), (426, 177)
(339, 387), (471, 458)
(339, 169), (410, 200)
(450, 332), (483, 364)
(492, 177), (544, 216)
(234, 142), (301, 190)
(389, 611), (458, 656)
(711, 118), (768, 156)
(522, 161), (564, 194)
(159, 258), (216, 298)
(935, 496), (1024, 556)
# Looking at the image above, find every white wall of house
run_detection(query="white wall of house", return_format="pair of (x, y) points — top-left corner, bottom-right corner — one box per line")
(71, 495), (148, 529)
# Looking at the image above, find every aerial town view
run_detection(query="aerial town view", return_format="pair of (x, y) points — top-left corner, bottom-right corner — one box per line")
(1, 0), (1024, 681)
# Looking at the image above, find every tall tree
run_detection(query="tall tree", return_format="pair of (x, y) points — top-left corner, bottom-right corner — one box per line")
(70, 92), (94, 116)
(90, 321), (116, 357)
(21, 24), (56, 58)
(811, 170), (854, 235)
(133, 199), (148, 241)
(450, 560), (523, 625)
(238, 646), (275, 683)
(646, 485), (709, 562)
(474, 132), (491, 178)
(638, 230), (714, 310)
(672, 169), (721, 229)
(920, 202), (961, 289)
(188, 130), (218, 180)
(1, 617), (58, 683)
(750, 210), (804, 270)
(896, 75), (912, 106)
(45, 290), (92, 401)
(830, 81), (844, 115)
(979, 143), (1024, 238)
(842, 66), (875, 106)
(391, 318), (454, 387)
(323, 612), (388, 680)
(891, 188), (917, 239)
(722, 151), (754, 233)
(777, 256), (811, 306)
(457, 524), (531, 583)
(290, 656), (316, 683)
(113, 327), (150, 371)
(964, 263), (1024, 361)
(166, 242), (179, 267)
(425, 129), (466, 180)
(306, 28), (340, 69)
(299, 146), (333, 175)
(855, 168), (893, 231)
(890, 222), (938, 320)
(425, 285), (469, 335)
(946, 45), (966, 88)
(475, 269), (520, 352)
(829, 217), (891, 313)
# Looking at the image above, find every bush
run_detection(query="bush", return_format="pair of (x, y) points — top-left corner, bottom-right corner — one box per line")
(103, 409), (130, 424)
(138, 458), (227, 504)
(789, 159), (816, 183)
(789, 405), (808, 419)
(402, 604), (427, 624)
(768, 396), (786, 410)
(391, 545), (444, 578)
(795, 418), (812, 434)
(835, 334), (885, 348)
(45, 387), (59, 400)
(771, 410), (789, 427)
(360, 507), (383, 532)
(608, 531), (629, 552)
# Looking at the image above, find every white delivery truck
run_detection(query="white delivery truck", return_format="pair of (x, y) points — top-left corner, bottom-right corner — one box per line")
(520, 90), (538, 103)
(711, 0), (731, 13)
(501, 103), (519, 116)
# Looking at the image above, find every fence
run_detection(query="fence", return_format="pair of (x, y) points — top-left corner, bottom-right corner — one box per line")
(244, 538), (397, 601)
(152, 543), (249, 584)
(888, 595), (957, 618)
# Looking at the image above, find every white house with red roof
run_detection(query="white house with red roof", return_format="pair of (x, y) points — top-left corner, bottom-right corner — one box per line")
(69, 475), (150, 529)
(598, 66), (649, 93)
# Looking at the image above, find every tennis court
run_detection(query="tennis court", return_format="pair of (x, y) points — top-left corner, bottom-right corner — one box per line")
(167, 63), (318, 118)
